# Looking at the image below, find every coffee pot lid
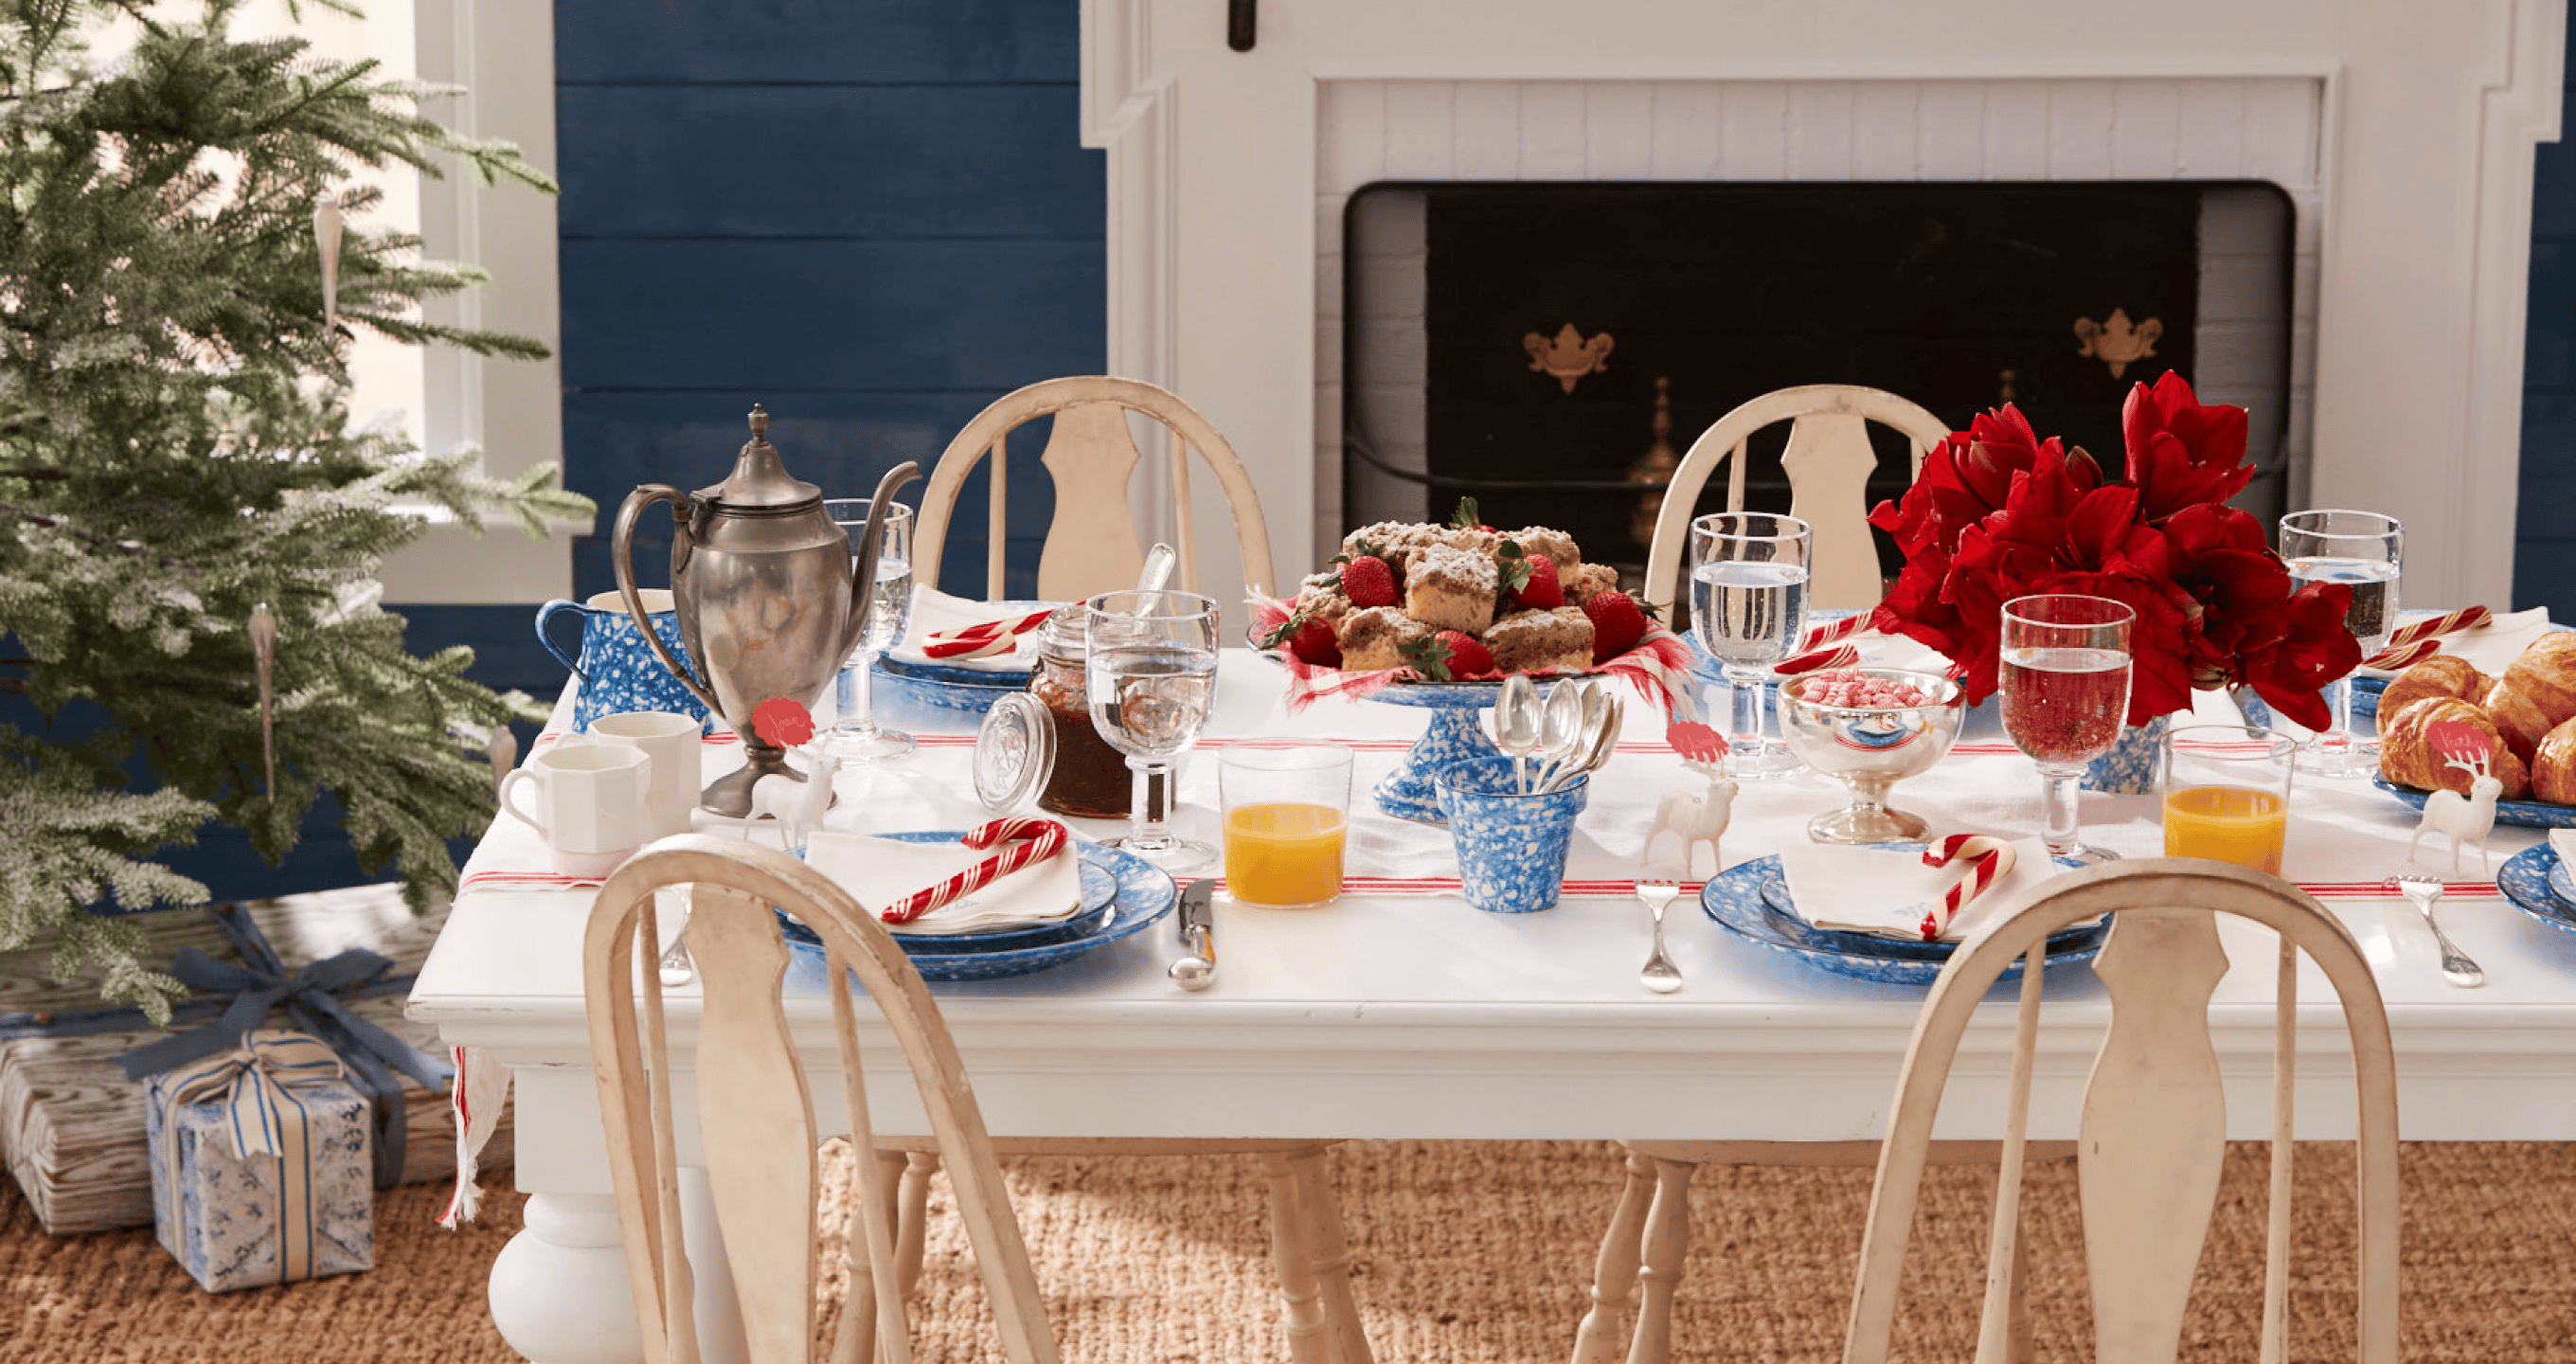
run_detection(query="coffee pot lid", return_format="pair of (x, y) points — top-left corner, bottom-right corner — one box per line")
(694, 404), (821, 511)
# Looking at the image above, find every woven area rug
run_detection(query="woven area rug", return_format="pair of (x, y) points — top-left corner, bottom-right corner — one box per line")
(4, 1139), (2570, 1361)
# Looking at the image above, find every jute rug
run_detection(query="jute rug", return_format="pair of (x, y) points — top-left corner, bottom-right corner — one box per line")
(4, 1139), (2570, 1362)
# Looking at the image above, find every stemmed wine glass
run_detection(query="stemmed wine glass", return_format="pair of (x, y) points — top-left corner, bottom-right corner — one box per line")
(1998, 594), (2135, 863)
(2278, 509), (2403, 777)
(1085, 589), (1222, 871)
(823, 498), (917, 763)
(1688, 512), (1812, 780)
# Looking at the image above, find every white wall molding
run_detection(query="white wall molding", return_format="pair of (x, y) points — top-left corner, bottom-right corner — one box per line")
(1083, 0), (2567, 607)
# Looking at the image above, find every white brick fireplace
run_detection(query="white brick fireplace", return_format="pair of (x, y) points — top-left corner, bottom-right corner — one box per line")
(1082, 0), (2565, 612)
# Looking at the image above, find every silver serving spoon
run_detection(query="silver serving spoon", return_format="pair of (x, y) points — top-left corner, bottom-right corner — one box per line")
(1531, 680), (1587, 793)
(1494, 674), (1542, 792)
(1549, 694), (1622, 791)
(1542, 685), (1614, 792)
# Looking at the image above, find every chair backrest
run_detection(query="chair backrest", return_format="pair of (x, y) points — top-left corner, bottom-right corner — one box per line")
(911, 376), (1278, 603)
(584, 835), (1060, 1364)
(1841, 859), (2400, 1364)
(1642, 385), (1950, 616)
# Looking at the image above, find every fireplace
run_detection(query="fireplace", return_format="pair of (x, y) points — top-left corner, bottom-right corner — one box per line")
(1079, 3), (2563, 615)
(1343, 180), (2294, 585)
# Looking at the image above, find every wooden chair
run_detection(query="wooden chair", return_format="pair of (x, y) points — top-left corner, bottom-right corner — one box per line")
(584, 835), (1058, 1364)
(1640, 385), (1951, 615)
(911, 376), (1279, 602)
(1843, 859), (2399, 1364)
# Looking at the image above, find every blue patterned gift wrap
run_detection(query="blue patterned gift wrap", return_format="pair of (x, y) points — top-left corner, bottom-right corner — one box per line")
(144, 1032), (375, 1293)
(1436, 756), (1591, 913)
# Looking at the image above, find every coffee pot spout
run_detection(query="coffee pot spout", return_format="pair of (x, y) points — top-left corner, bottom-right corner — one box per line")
(840, 461), (923, 662)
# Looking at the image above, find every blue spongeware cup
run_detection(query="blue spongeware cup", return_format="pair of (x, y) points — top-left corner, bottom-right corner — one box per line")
(536, 588), (713, 733)
(1435, 755), (1590, 913)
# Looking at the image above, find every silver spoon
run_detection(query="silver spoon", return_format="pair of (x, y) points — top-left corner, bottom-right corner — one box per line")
(1532, 681), (1586, 793)
(1550, 695), (1622, 791)
(1494, 674), (1542, 792)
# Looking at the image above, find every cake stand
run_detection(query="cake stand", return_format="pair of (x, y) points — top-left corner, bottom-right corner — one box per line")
(1360, 680), (1517, 823)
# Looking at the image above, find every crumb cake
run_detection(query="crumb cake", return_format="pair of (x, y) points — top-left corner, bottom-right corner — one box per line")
(1335, 606), (1434, 671)
(1563, 562), (1621, 605)
(1485, 607), (1595, 673)
(1507, 526), (1581, 576)
(1291, 569), (1354, 634)
(1403, 543), (1499, 635)
(1340, 521), (1445, 575)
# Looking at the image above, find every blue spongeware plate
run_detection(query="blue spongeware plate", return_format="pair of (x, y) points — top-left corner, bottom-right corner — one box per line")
(1704, 852), (2106, 985)
(2549, 854), (2576, 911)
(2370, 776), (2576, 829)
(777, 834), (1176, 980)
(2496, 844), (2576, 937)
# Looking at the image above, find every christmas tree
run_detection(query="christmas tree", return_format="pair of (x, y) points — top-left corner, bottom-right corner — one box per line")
(0, 0), (591, 1016)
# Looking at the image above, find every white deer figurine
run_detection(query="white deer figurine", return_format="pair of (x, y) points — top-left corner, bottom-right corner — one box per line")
(743, 697), (836, 852)
(2408, 718), (2505, 875)
(1647, 723), (1738, 879)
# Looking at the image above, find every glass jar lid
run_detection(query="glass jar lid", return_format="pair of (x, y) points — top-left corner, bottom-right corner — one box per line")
(972, 691), (1057, 811)
(1032, 603), (1088, 659)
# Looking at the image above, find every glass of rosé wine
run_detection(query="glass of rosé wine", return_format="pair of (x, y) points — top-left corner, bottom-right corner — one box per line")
(1998, 594), (2137, 863)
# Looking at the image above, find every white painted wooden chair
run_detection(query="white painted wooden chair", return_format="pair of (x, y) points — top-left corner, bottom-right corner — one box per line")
(1640, 384), (1951, 614)
(1843, 859), (2400, 1364)
(583, 835), (1058, 1364)
(912, 375), (1279, 602)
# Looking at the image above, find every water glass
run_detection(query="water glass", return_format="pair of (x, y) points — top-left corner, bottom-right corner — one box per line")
(2158, 725), (2296, 874)
(823, 498), (916, 763)
(1220, 741), (1353, 908)
(1688, 512), (1812, 780)
(2278, 508), (2402, 778)
(1085, 589), (1222, 872)
(1999, 594), (2135, 863)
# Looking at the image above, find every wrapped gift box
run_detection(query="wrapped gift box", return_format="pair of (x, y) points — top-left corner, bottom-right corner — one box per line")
(0, 885), (511, 1234)
(145, 1032), (375, 1292)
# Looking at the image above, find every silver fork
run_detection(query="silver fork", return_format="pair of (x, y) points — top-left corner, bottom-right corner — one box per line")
(2392, 873), (2484, 989)
(1635, 880), (1684, 995)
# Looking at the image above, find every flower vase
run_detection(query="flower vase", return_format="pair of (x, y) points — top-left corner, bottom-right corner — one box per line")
(2081, 713), (2173, 794)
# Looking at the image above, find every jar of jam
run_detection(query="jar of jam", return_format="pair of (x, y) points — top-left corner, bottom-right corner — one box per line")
(1029, 606), (1134, 817)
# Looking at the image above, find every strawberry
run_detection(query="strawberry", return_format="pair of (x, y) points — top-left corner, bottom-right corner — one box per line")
(1583, 590), (1648, 664)
(1339, 554), (1398, 608)
(1402, 629), (1495, 682)
(1288, 617), (1341, 668)
(1513, 552), (1563, 609)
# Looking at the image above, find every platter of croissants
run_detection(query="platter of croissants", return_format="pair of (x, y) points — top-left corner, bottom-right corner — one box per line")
(2373, 631), (2576, 825)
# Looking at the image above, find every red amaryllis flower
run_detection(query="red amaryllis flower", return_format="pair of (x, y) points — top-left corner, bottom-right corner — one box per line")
(2123, 371), (2254, 523)
(1869, 404), (2101, 556)
(2159, 503), (2291, 685)
(2239, 583), (2364, 732)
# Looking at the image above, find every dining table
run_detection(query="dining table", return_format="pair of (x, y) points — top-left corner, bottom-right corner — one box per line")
(407, 643), (2576, 1364)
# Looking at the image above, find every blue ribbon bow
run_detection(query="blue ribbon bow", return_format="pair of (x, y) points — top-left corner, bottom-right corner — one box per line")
(105, 902), (451, 1189)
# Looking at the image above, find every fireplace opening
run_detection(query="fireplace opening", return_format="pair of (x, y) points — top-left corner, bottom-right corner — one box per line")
(1341, 181), (2296, 586)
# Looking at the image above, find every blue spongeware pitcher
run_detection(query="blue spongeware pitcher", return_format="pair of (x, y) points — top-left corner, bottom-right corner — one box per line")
(535, 588), (713, 733)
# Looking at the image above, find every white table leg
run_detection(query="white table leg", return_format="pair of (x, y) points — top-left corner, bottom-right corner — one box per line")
(489, 1194), (644, 1364)
(1620, 1158), (1694, 1364)
(1569, 1149), (1655, 1364)
(1258, 1151), (1331, 1364)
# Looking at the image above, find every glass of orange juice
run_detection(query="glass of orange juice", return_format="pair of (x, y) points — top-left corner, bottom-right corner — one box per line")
(2157, 724), (2296, 873)
(1220, 741), (1354, 908)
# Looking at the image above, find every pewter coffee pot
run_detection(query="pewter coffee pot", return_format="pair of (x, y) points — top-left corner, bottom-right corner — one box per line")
(611, 405), (920, 815)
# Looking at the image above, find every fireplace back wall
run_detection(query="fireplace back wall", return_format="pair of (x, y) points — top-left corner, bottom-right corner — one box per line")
(1345, 181), (2293, 580)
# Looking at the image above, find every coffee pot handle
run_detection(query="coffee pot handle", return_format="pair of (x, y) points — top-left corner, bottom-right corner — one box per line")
(837, 461), (924, 663)
(611, 484), (727, 721)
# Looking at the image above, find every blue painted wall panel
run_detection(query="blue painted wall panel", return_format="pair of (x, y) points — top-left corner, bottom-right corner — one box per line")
(554, 0), (1078, 84)
(557, 85), (1100, 240)
(2519, 24), (2576, 614)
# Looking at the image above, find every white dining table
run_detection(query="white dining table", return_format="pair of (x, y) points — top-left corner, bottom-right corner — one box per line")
(408, 650), (2576, 1364)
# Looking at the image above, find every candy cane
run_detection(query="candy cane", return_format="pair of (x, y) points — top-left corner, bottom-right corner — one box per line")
(879, 817), (1069, 924)
(2385, 605), (2492, 649)
(1773, 644), (1861, 675)
(1918, 834), (2018, 942)
(922, 608), (1057, 659)
(2360, 637), (2442, 672)
(1796, 615), (1872, 654)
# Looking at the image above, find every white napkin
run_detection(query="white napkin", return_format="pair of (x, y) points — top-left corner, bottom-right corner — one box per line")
(885, 587), (1056, 673)
(803, 831), (1082, 934)
(2549, 829), (2576, 867)
(1777, 836), (2060, 942)
(2359, 607), (2557, 679)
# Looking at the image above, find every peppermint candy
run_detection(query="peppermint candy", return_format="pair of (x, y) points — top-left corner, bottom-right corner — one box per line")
(1774, 644), (1861, 675)
(2384, 605), (2492, 649)
(2360, 637), (2442, 672)
(1918, 834), (2017, 942)
(1794, 667), (1930, 708)
(923, 608), (1057, 660)
(878, 817), (1069, 924)
(1795, 615), (1872, 654)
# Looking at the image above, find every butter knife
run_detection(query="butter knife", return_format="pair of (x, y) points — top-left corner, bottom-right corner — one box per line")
(1169, 878), (1216, 991)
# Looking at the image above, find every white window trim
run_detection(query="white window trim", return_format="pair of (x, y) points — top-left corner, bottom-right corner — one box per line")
(377, 0), (570, 604)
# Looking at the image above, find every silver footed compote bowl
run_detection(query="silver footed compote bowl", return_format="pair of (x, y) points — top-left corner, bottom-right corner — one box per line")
(1777, 668), (1963, 844)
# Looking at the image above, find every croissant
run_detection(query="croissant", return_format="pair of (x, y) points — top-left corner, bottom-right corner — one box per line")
(2378, 695), (2531, 800)
(2535, 715), (2576, 805)
(2376, 655), (2492, 723)
(2491, 632), (2576, 762)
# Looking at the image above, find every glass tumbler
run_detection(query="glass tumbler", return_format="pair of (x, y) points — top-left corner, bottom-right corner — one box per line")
(2158, 724), (2296, 874)
(1220, 741), (1353, 908)
(2278, 508), (2402, 778)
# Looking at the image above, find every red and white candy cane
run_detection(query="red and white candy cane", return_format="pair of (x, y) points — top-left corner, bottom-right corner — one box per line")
(879, 817), (1069, 924)
(2359, 637), (2442, 672)
(1796, 614), (1872, 654)
(1774, 643), (1860, 675)
(2384, 605), (2492, 650)
(1917, 834), (2018, 942)
(922, 607), (1057, 660)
